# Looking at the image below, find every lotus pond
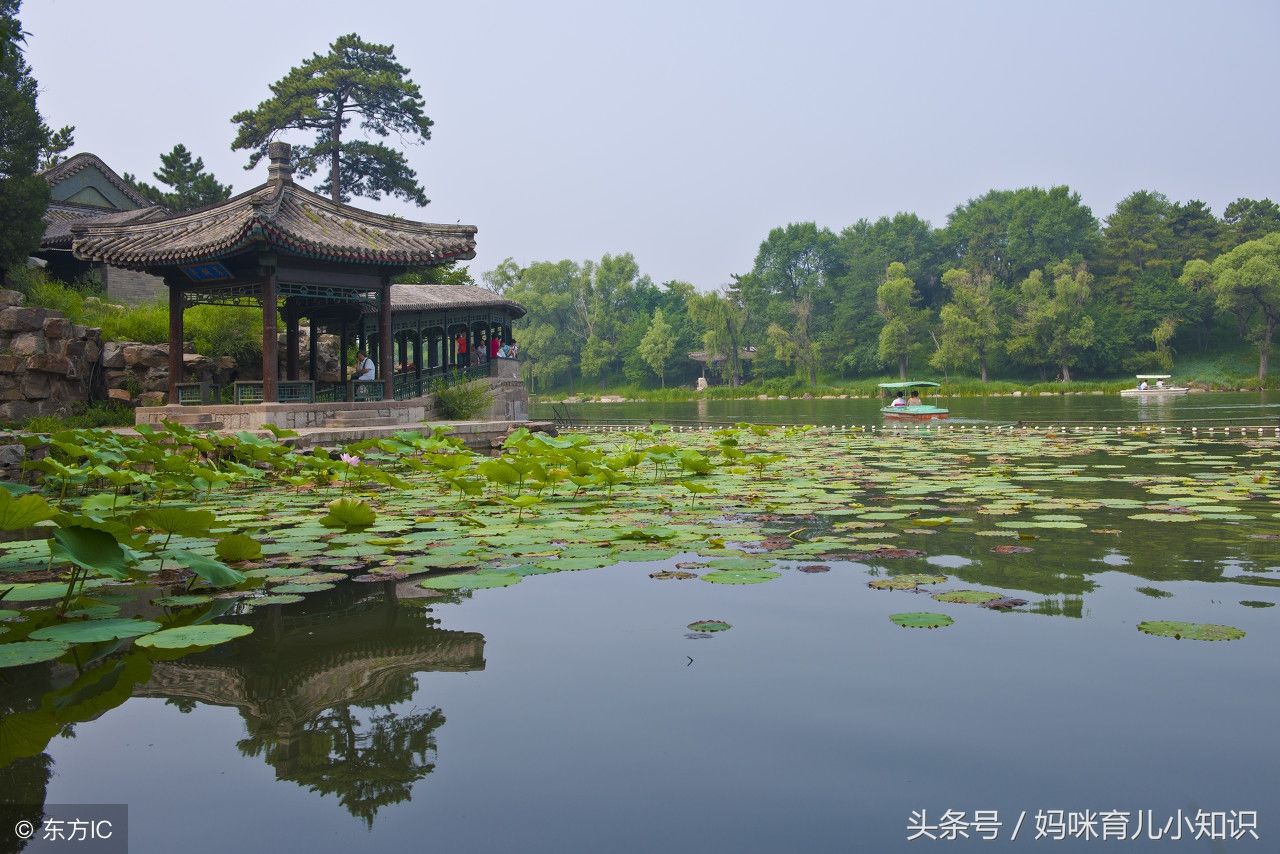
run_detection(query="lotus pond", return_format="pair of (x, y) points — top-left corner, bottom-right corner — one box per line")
(0, 422), (1277, 852)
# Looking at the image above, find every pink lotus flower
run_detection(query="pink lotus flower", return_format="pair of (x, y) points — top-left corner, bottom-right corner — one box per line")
(340, 453), (360, 466)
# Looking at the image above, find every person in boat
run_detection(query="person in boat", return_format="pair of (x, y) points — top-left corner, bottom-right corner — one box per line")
(1156, 379), (1165, 388)
(908, 389), (923, 406)
(1139, 380), (1149, 390)
(891, 392), (908, 407)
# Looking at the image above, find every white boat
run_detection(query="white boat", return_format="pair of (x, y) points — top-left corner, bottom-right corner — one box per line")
(1119, 374), (1189, 397)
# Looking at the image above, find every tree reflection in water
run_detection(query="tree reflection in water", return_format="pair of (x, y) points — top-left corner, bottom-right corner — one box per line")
(4, 582), (483, 830)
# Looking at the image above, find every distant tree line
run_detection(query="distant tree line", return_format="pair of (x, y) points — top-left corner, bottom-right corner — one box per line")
(488, 188), (1280, 388)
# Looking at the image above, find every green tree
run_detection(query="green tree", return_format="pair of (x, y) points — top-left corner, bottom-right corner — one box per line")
(876, 262), (928, 379)
(765, 296), (819, 384)
(637, 308), (676, 387)
(574, 253), (647, 383)
(688, 289), (748, 386)
(1008, 262), (1096, 381)
(0, 0), (72, 277)
(828, 213), (938, 375)
(930, 268), (999, 381)
(1202, 233), (1280, 380)
(1168, 200), (1221, 263)
(503, 259), (582, 393)
(395, 261), (474, 286)
(1177, 258), (1219, 351)
(1220, 198), (1280, 251)
(124, 144), (232, 211)
(738, 223), (837, 379)
(231, 33), (433, 205)
(942, 186), (1099, 285)
(1151, 316), (1177, 372)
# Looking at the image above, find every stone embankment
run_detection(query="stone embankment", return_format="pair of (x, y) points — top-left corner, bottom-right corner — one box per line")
(0, 290), (103, 422)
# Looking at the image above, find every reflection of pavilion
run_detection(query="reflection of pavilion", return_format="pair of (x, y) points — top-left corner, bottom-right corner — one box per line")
(136, 586), (484, 826)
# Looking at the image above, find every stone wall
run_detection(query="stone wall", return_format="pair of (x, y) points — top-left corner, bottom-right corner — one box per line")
(482, 358), (530, 421)
(101, 266), (166, 305)
(100, 342), (237, 407)
(0, 290), (102, 421)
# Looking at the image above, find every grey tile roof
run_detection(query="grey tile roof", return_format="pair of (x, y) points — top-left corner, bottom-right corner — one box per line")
(41, 202), (168, 249)
(42, 152), (151, 208)
(71, 178), (478, 271)
(391, 284), (526, 318)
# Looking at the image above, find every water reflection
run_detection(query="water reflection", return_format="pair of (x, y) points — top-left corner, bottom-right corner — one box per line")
(1, 583), (485, 831)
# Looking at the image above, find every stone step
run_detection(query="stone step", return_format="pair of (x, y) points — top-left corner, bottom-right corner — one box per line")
(326, 414), (399, 428)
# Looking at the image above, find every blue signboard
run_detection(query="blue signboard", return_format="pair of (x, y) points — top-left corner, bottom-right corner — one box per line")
(181, 263), (233, 282)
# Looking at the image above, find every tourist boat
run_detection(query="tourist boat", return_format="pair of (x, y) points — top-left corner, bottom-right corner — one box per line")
(878, 381), (949, 420)
(1119, 374), (1190, 397)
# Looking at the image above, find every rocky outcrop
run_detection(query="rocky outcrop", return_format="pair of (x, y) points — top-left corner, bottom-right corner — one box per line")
(0, 290), (102, 421)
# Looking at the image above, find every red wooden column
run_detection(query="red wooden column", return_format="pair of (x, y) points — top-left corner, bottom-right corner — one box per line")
(262, 269), (279, 403)
(285, 307), (300, 381)
(378, 276), (393, 400)
(167, 280), (184, 404)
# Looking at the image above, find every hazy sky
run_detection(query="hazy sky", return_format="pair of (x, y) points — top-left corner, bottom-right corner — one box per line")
(20, 0), (1280, 288)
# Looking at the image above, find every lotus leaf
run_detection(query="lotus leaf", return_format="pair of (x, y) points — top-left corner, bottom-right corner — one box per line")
(215, 534), (263, 562)
(249, 594), (306, 606)
(30, 618), (162, 643)
(701, 569), (781, 585)
(0, 640), (69, 668)
(0, 490), (53, 530)
(270, 583), (336, 593)
(170, 550), (246, 588)
(1136, 621), (1245, 641)
(320, 498), (377, 530)
(153, 594), (215, 607)
(418, 572), (522, 590)
(134, 624), (254, 649)
(932, 589), (1003, 604)
(687, 620), (731, 632)
(889, 612), (954, 629)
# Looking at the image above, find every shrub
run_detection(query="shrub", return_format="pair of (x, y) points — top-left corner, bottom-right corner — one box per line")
(9, 402), (135, 432)
(431, 378), (493, 420)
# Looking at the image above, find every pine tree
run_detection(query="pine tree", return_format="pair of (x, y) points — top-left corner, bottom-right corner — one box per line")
(231, 34), (433, 206)
(0, 0), (72, 276)
(124, 144), (232, 211)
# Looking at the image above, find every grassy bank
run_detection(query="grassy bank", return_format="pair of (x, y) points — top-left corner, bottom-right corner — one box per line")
(532, 353), (1275, 403)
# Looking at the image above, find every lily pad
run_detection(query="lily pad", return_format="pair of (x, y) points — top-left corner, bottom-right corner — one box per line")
(990, 544), (1034, 555)
(0, 640), (69, 668)
(867, 573), (946, 590)
(270, 582), (335, 594)
(889, 612), (954, 629)
(649, 570), (696, 580)
(134, 624), (254, 649)
(701, 569), (781, 585)
(153, 594), (215, 607)
(29, 618), (162, 644)
(1136, 621), (1245, 641)
(932, 589), (1003, 604)
(418, 572), (521, 590)
(686, 620), (731, 633)
(249, 594), (306, 606)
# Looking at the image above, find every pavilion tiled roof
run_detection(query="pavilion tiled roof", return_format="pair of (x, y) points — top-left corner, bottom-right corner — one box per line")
(391, 284), (526, 318)
(70, 148), (478, 271)
(42, 202), (168, 249)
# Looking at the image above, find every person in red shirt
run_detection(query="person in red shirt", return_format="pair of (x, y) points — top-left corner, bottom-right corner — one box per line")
(456, 333), (468, 366)
(489, 335), (501, 359)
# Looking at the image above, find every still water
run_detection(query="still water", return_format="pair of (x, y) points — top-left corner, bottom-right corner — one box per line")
(2, 429), (1278, 853)
(533, 390), (1280, 427)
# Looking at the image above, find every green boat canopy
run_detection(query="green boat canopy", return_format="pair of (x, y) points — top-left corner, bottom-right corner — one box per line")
(877, 381), (941, 390)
